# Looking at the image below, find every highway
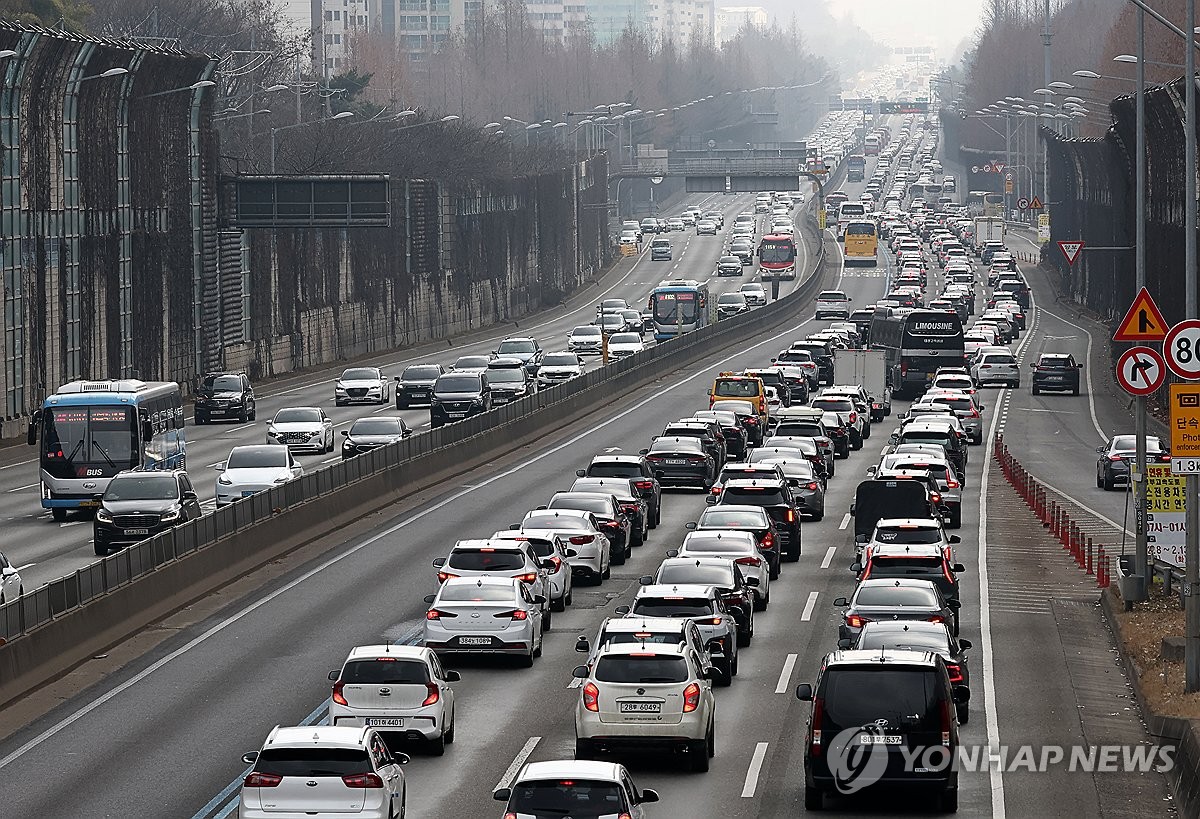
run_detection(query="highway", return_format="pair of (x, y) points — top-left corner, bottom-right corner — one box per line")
(0, 125), (1173, 819)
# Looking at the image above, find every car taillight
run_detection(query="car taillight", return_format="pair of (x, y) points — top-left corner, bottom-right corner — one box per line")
(331, 681), (348, 706)
(422, 683), (440, 706)
(342, 773), (384, 789)
(901, 361), (908, 375)
(761, 532), (775, 549)
(549, 555), (563, 571)
(495, 609), (529, 620)
(810, 696), (824, 755)
(735, 556), (761, 566)
(940, 697), (953, 745)
(943, 560), (956, 583)
(946, 663), (964, 684)
(583, 681), (599, 711)
(1108, 455), (1122, 461)
(621, 503), (639, 515)
(745, 417), (758, 425)
(436, 572), (458, 583)
(928, 615), (946, 624)
(930, 492), (942, 503)
(569, 535), (595, 545)
(1160, 454), (1172, 462)
(244, 772), (282, 788)
(786, 508), (795, 523)
(683, 682), (701, 712)
(645, 454), (663, 462)
(516, 572), (538, 584)
(969, 409), (979, 418)
(687, 454), (708, 462)
(849, 411), (857, 424)
(634, 480), (653, 490)
(426, 608), (456, 620)
(602, 520), (621, 529)
(846, 614), (869, 629)
(946, 478), (960, 489)
(807, 482), (819, 490)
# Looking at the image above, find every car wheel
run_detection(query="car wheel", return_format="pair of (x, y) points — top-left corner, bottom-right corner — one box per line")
(534, 631), (543, 658)
(428, 730), (446, 757)
(754, 590), (768, 612)
(551, 592), (566, 612)
(950, 508), (962, 529)
(601, 564), (611, 581)
(716, 661), (733, 687)
(565, 587), (574, 606)
(811, 510), (824, 522)
(519, 645), (535, 668)
(575, 739), (595, 760)
(804, 785), (825, 811)
(1032, 385), (1040, 395)
(249, 408), (256, 421)
(1072, 386), (1080, 396)
(957, 705), (970, 725)
(611, 545), (626, 566)
(238, 409), (248, 423)
(542, 607), (552, 632)
(1102, 474), (1114, 491)
(689, 737), (711, 772)
(194, 414), (207, 425)
(1097, 473), (1104, 488)
(52, 508), (67, 522)
(940, 787), (959, 813)
(769, 563), (780, 581)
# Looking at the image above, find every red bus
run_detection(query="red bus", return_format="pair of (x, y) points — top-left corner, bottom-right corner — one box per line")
(757, 234), (798, 281)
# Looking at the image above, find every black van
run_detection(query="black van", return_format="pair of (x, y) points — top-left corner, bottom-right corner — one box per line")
(430, 372), (492, 428)
(796, 649), (967, 812)
(851, 478), (939, 545)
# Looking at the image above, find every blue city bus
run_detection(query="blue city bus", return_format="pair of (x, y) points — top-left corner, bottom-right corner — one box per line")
(648, 279), (711, 341)
(27, 380), (186, 519)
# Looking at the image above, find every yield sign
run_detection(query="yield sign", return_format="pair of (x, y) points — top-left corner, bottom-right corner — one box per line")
(1114, 286), (1168, 342)
(1058, 240), (1084, 266)
(993, 163), (1006, 174)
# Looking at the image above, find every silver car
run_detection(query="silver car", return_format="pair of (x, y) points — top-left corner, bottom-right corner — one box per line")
(265, 406), (334, 453)
(334, 366), (390, 405)
(423, 576), (545, 665)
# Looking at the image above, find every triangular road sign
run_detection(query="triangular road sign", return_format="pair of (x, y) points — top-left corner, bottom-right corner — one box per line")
(993, 163), (1006, 174)
(1058, 240), (1084, 266)
(1114, 286), (1169, 342)
(1029, 195), (1044, 209)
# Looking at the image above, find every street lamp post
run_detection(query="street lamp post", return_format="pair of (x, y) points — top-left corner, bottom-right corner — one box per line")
(270, 111), (354, 173)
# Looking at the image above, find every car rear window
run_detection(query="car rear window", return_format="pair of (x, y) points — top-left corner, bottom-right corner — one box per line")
(869, 556), (944, 576)
(714, 379), (761, 398)
(587, 462), (639, 478)
(595, 654), (690, 683)
(253, 748), (373, 777)
(700, 510), (768, 528)
(447, 549), (525, 571)
(823, 668), (941, 732)
(855, 586), (939, 606)
(341, 659), (430, 685)
(983, 354), (1016, 364)
(632, 597), (714, 618)
(439, 584), (516, 602)
(875, 527), (942, 545)
(811, 398), (852, 411)
(776, 422), (822, 438)
(549, 496), (611, 515)
(509, 780), (626, 814)
(721, 487), (788, 505)
(656, 564), (735, 586)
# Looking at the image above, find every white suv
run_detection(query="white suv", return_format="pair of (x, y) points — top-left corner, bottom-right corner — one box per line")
(573, 643), (718, 771)
(327, 645), (459, 755)
(494, 760), (660, 817)
(238, 725), (408, 819)
(814, 290), (852, 319)
(971, 350), (1020, 387)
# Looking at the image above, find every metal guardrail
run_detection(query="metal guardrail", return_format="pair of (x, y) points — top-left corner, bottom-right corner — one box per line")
(0, 223), (829, 646)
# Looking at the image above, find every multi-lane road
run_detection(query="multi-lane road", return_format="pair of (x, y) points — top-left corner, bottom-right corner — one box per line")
(0, 135), (1173, 818)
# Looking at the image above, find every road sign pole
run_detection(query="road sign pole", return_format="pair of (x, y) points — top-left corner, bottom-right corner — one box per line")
(1132, 393), (1149, 604)
(1186, 0), (1199, 695)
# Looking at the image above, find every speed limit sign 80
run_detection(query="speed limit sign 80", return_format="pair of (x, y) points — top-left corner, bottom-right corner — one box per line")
(1165, 319), (1200, 379)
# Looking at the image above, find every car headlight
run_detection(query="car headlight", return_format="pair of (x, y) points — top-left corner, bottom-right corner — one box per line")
(217, 476), (233, 486)
(266, 427), (278, 438)
(342, 440), (355, 450)
(273, 476), (290, 484)
(95, 508), (113, 524)
(161, 508), (182, 523)
(308, 430), (322, 439)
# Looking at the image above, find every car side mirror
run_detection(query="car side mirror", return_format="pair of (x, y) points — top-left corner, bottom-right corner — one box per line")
(535, 505), (547, 511)
(402, 428), (412, 437)
(614, 605), (630, 616)
(866, 465), (877, 475)
(575, 469), (586, 477)
(837, 638), (852, 649)
(540, 559), (557, 571)
(394, 376), (402, 382)
(796, 683), (814, 701)
(1095, 446), (1105, 453)
(639, 448), (649, 455)
(423, 594), (436, 605)
(947, 599), (961, 610)
(575, 636), (591, 653)
(1077, 363), (1083, 369)
(703, 667), (721, 681)
(493, 788), (512, 802)
(638, 574), (655, 585)
(242, 752), (259, 764)
(705, 495), (719, 505)
(665, 549), (679, 558)
(432, 557), (446, 569)
(564, 548), (577, 558)
(959, 639), (973, 650)
(685, 522), (697, 530)
(533, 595), (546, 605)
(949, 535), (961, 544)
(183, 490), (198, 500)
(639, 789), (660, 804)
(444, 670), (461, 682)
(213, 462), (226, 472)
(328, 670), (339, 681)
(952, 562), (966, 573)
(850, 562), (862, 574)
(508, 523), (520, 530)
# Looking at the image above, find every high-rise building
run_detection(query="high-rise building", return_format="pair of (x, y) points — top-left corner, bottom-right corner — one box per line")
(586, 0), (713, 46)
(714, 5), (766, 46)
(311, 0), (373, 76)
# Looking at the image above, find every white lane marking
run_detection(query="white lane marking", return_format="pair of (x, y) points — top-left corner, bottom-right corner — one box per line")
(7, 482), (38, 493)
(15, 563), (35, 571)
(774, 654), (798, 694)
(0, 458), (36, 471)
(820, 546), (836, 570)
(741, 741), (770, 798)
(1030, 297), (1105, 442)
(321, 456), (341, 465)
(59, 521), (83, 528)
(495, 736), (541, 792)
(800, 591), (819, 622)
(838, 512), (850, 530)
(0, 301), (823, 772)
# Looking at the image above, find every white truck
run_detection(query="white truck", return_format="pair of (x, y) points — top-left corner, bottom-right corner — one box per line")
(972, 217), (1006, 254)
(833, 348), (891, 422)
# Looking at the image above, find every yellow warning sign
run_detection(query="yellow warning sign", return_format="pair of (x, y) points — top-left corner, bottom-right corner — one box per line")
(1114, 286), (1168, 342)
(1170, 383), (1200, 457)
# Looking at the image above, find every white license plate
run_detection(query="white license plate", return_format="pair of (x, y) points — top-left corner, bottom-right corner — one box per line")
(620, 702), (662, 713)
(860, 735), (903, 745)
(666, 459), (688, 465)
(210, 410), (226, 415)
(365, 718), (405, 727)
(241, 490), (256, 497)
(123, 528), (149, 535)
(458, 636), (492, 646)
(448, 412), (466, 418)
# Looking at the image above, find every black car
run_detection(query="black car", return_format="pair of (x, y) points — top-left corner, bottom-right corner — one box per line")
(843, 621), (973, 723)
(487, 358), (536, 404)
(341, 416), (412, 459)
(1096, 433), (1170, 490)
(712, 399), (765, 447)
(708, 477), (801, 562)
(789, 342), (834, 385)
(429, 372), (492, 428)
(662, 421), (727, 468)
(194, 372), (255, 423)
(743, 369), (792, 407)
(570, 476), (650, 547)
(1030, 353), (1081, 396)
(687, 410), (749, 461)
(796, 649), (967, 812)
(644, 558), (759, 642)
(395, 363), (445, 409)
(577, 455), (661, 528)
(547, 491), (633, 564)
(93, 470), (203, 555)
(762, 365), (810, 406)
(641, 436), (716, 490)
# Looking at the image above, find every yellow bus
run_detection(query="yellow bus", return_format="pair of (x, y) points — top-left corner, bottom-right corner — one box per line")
(843, 220), (878, 267)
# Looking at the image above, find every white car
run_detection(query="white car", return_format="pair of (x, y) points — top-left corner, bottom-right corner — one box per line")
(214, 444), (302, 507)
(971, 350), (1021, 387)
(519, 508), (611, 584)
(431, 538), (554, 628)
(606, 332), (646, 359)
(567, 326), (604, 355)
(494, 760), (660, 818)
(266, 407), (334, 453)
(0, 551), (23, 604)
(537, 351), (584, 387)
(740, 283), (767, 306)
(423, 576), (545, 666)
(327, 645), (459, 754)
(814, 290), (852, 319)
(490, 528), (575, 611)
(238, 725), (408, 819)
(334, 367), (390, 406)
(696, 220), (718, 236)
(573, 643), (717, 771)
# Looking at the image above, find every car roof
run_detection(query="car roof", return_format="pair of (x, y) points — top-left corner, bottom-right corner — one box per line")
(451, 538), (524, 552)
(723, 477), (786, 488)
(595, 641), (688, 659)
(516, 760), (627, 783)
(876, 517), (943, 528)
(636, 583), (717, 598)
(856, 577), (940, 591)
(868, 543), (946, 558)
(265, 725), (370, 750)
(441, 575), (519, 589)
(659, 556), (737, 571)
(603, 615), (694, 632)
(589, 455), (642, 465)
(825, 648), (940, 669)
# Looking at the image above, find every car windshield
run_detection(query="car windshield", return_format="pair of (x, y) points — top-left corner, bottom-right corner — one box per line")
(341, 369), (378, 381)
(252, 748), (373, 778)
(439, 584), (516, 602)
(609, 333), (640, 345)
(657, 564), (736, 586)
(595, 654), (689, 683)
(549, 496), (611, 515)
(854, 586), (939, 607)
(632, 598), (714, 618)
(823, 668), (940, 731)
(699, 510), (768, 528)
(573, 326), (602, 337)
(718, 295), (746, 306)
(488, 369), (524, 383)
(454, 356), (490, 369)
(203, 375), (241, 391)
(227, 448), (288, 469)
(348, 419), (404, 436)
(436, 375), (481, 392)
(447, 549), (526, 571)
(403, 365), (442, 380)
(542, 354), (579, 367)
(720, 256), (740, 265)
(1039, 357), (1072, 368)
(508, 780), (627, 817)
(102, 475), (178, 501)
(498, 340), (536, 354)
(340, 659), (429, 685)
(874, 527), (942, 545)
(273, 408), (321, 424)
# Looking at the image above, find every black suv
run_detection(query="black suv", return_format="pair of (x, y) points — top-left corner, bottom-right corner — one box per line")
(708, 477), (802, 562)
(93, 470), (203, 555)
(1030, 353), (1081, 396)
(429, 372), (492, 428)
(743, 369), (792, 407)
(194, 372), (255, 423)
(796, 649), (967, 812)
(789, 342), (834, 385)
(577, 455), (662, 527)
(395, 363), (446, 409)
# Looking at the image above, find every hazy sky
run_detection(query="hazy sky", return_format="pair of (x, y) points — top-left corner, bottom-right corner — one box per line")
(827, 0), (987, 54)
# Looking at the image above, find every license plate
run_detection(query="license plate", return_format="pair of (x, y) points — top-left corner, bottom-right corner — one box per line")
(365, 718), (405, 727)
(78, 500), (100, 508)
(241, 490), (256, 497)
(448, 412), (466, 418)
(666, 459), (687, 465)
(1046, 376), (1062, 382)
(458, 636), (492, 646)
(123, 528), (149, 535)
(860, 735), (903, 745)
(210, 409), (226, 415)
(620, 702), (662, 713)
